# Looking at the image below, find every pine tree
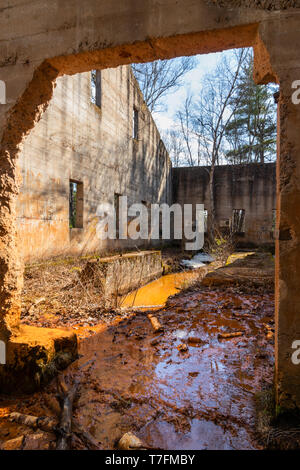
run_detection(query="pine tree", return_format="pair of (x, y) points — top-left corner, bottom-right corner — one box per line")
(225, 51), (277, 164)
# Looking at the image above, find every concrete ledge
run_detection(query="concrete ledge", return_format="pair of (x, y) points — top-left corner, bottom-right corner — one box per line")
(202, 252), (274, 288)
(0, 325), (78, 394)
(80, 250), (163, 296)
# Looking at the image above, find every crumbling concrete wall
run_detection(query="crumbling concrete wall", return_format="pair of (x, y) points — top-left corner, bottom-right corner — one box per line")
(207, 0), (300, 9)
(0, 1), (273, 336)
(16, 66), (171, 261)
(172, 163), (276, 247)
(80, 251), (163, 297)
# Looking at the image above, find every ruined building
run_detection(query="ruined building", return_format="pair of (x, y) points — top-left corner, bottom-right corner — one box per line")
(16, 63), (276, 262)
(17, 66), (171, 262)
(173, 163), (276, 247)
(1, 0), (300, 412)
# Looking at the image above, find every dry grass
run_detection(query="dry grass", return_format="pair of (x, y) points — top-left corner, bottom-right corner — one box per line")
(21, 255), (130, 329)
(21, 247), (178, 329)
(205, 229), (235, 265)
(21, 246), (225, 329)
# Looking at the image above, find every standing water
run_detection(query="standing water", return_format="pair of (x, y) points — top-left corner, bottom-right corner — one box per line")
(122, 271), (201, 309)
(67, 285), (274, 449)
(0, 268), (274, 449)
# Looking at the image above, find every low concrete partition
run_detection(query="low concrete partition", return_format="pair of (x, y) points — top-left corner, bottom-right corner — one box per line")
(80, 251), (163, 296)
(202, 252), (274, 289)
(0, 325), (78, 394)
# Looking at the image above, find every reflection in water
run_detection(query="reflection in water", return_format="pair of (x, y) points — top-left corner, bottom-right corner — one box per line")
(0, 274), (275, 450)
(122, 271), (200, 309)
(67, 287), (274, 449)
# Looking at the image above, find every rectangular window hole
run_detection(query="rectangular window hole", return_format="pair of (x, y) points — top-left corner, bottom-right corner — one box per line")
(69, 180), (83, 229)
(91, 70), (102, 108)
(133, 108), (139, 140)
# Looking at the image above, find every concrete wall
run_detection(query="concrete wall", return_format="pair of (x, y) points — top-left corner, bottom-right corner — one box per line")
(80, 250), (163, 297)
(207, 1), (300, 8)
(172, 163), (276, 247)
(16, 66), (171, 262)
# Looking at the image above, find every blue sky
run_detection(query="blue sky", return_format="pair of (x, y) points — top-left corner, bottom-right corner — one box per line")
(146, 48), (277, 166)
(152, 51), (227, 134)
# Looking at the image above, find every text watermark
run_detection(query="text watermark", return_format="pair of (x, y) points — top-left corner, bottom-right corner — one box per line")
(0, 80), (6, 105)
(292, 80), (300, 105)
(291, 340), (300, 365)
(0, 340), (6, 365)
(96, 198), (204, 251)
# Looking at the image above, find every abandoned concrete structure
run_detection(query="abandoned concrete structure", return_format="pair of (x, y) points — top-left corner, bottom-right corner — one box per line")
(16, 66), (171, 262)
(1, 1), (300, 411)
(17, 64), (276, 261)
(173, 163), (276, 247)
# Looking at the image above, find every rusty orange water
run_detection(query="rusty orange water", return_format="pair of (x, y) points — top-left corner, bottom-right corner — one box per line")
(67, 286), (274, 449)
(122, 271), (200, 309)
(0, 280), (275, 450)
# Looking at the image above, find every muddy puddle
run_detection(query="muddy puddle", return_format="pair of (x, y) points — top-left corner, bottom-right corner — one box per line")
(0, 270), (275, 450)
(122, 271), (201, 309)
(57, 286), (274, 450)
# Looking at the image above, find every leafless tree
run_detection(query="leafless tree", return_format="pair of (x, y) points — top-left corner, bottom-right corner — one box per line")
(162, 129), (185, 167)
(176, 95), (197, 166)
(174, 50), (247, 238)
(193, 49), (247, 239)
(132, 57), (196, 113)
(225, 50), (277, 165)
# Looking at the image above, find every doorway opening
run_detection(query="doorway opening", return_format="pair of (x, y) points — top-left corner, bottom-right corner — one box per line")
(1, 22), (283, 450)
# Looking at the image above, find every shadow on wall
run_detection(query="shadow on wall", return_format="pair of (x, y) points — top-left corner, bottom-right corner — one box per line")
(172, 162), (276, 248)
(17, 138), (171, 262)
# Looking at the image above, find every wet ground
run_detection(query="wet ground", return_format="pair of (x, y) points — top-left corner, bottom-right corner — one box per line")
(70, 286), (274, 450)
(122, 270), (202, 309)
(1, 280), (274, 450)
(0, 251), (276, 450)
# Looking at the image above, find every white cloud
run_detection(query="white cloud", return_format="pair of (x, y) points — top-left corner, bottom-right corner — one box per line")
(152, 113), (176, 134)
(152, 51), (233, 135)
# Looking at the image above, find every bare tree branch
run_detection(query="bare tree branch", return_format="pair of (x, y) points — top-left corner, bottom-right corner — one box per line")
(132, 57), (196, 112)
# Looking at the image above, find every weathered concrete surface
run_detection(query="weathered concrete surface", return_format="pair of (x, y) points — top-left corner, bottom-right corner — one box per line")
(17, 66), (171, 262)
(80, 251), (163, 297)
(173, 163), (276, 247)
(207, 0), (300, 9)
(0, 325), (78, 394)
(254, 17), (300, 410)
(0, 1), (300, 408)
(275, 71), (300, 411)
(202, 252), (274, 288)
(2, 284), (274, 449)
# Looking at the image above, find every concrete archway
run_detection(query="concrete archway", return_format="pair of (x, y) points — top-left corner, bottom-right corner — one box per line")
(1, 1), (300, 409)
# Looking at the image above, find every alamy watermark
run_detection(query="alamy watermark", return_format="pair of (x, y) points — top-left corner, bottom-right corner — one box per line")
(291, 340), (300, 365)
(0, 340), (5, 365)
(96, 197), (204, 251)
(0, 80), (6, 105)
(292, 80), (300, 105)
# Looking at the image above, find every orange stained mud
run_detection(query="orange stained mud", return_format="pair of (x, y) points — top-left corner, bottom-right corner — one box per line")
(56, 287), (273, 450)
(122, 271), (201, 309)
(0, 283), (275, 450)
